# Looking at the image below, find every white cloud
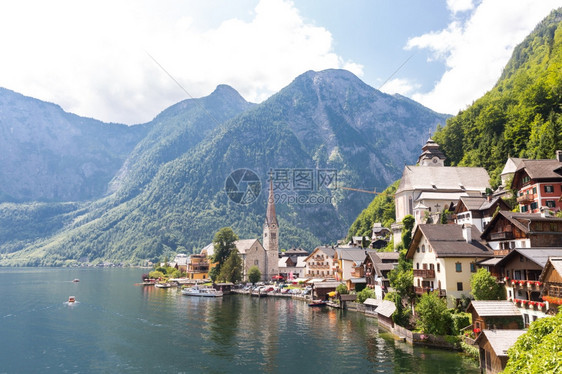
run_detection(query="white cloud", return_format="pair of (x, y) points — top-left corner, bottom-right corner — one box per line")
(379, 78), (421, 96)
(0, 0), (362, 124)
(446, 0), (475, 14)
(406, 0), (562, 115)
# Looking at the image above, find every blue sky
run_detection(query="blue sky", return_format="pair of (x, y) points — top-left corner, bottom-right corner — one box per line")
(0, 0), (560, 124)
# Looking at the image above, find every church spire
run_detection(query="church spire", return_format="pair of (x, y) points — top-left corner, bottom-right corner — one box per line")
(265, 178), (278, 226)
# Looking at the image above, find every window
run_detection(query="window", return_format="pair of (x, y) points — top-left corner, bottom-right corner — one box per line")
(470, 263), (476, 273)
(422, 245), (426, 253)
(521, 205), (528, 212)
(522, 175), (530, 184)
(456, 262), (462, 272)
(547, 200), (556, 208)
(254, 260), (259, 265)
(545, 185), (554, 193)
(437, 263), (440, 272)
(532, 187), (537, 194)
(530, 202), (538, 210)
(416, 247), (420, 253)
(416, 263), (419, 269)
(457, 282), (463, 291)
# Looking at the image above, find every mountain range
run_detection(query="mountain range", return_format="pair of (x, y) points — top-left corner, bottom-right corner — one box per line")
(0, 69), (448, 265)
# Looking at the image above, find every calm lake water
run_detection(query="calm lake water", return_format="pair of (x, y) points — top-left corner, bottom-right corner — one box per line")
(0, 268), (478, 373)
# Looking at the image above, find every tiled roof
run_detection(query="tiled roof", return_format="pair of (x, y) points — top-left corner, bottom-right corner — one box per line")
(376, 300), (397, 318)
(481, 211), (562, 238)
(235, 239), (260, 254)
(467, 300), (521, 317)
(496, 248), (562, 268)
(397, 166), (490, 194)
(336, 247), (368, 263)
(415, 224), (492, 258)
(477, 330), (526, 357)
(515, 159), (562, 180)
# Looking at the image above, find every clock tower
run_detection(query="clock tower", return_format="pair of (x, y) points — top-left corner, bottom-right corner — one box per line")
(417, 136), (446, 167)
(263, 179), (279, 280)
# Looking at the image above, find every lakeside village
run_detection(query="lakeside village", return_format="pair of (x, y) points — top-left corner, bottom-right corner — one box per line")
(142, 139), (562, 374)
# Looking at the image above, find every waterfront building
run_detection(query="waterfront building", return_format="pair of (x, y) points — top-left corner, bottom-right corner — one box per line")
(186, 253), (211, 280)
(511, 151), (562, 214)
(466, 300), (523, 331)
(363, 251), (399, 299)
(334, 247), (368, 282)
(278, 249), (307, 280)
(406, 224), (493, 307)
(304, 246), (337, 278)
(475, 329), (526, 374)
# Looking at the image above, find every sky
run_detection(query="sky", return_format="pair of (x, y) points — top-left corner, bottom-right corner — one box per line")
(0, 0), (560, 125)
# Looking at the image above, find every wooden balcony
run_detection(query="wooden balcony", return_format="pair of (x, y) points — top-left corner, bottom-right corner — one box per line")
(413, 269), (435, 278)
(517, 194), (536, 204)
(414, 287), (446, 297)
(544, 282), (562, 298)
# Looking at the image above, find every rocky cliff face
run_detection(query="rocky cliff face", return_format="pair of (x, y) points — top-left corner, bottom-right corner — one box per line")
(0, 88), (149, 202)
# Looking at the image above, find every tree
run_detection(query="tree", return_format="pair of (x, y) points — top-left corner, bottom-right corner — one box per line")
(217, 249), (242, 283)
(357, 287), (375, 303)
(212, 227), (239, 274)
(470, 268), (504, 300)
(385, 291), (412, 327)
(503, 309), (562, 373)
(401, 215), (415, 250)
(248, 266), (261, 284)
(415, 291), (452, 335)
(388, 249), (414, 302)
(336, 284), (349, 295)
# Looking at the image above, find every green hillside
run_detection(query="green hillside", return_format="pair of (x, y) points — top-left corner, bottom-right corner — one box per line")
(434, 8), (562, 187)
(347, 8), (562, 238)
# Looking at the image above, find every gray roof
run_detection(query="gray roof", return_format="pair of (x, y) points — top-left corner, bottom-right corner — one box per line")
(496, 248), (562, 268)
(235, 239), (261, 254)
(482, 211), (562, 237)
(364, 298), (382, 307)
(478, 257), (503, 266)
(314, 281), (343, 289)
(467, 300), (521, 317)
(410, 224), (492, 258)
(456, 196), (504, 212)
(336, 247), (369, 263)
(376, 300), (396, 318)
(375, 252), (400, 261)
(477, 330), (526, 357)
(515, 159), (562, 180)
(397, 166), (490, 194)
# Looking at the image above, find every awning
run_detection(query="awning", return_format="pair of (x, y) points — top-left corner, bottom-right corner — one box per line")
(349, 278), (366, 284)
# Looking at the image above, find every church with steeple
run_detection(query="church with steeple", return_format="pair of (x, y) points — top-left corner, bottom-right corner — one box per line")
(229, 179), (280, 281)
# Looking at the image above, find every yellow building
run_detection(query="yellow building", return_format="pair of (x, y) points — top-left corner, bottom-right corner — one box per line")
(406, 223), (493, 307)
(186, 253), (211, 280)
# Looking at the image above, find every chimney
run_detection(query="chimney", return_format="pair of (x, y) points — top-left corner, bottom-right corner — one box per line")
(556, 150), (562, 162)
(462, 223), (472, 243)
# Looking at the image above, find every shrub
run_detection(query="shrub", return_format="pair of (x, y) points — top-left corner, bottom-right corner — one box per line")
(451, 312), (471, 335)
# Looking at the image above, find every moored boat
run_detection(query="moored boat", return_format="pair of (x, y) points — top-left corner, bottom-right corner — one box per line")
(155, 282), (172, 288)
(68, 296), (76, 303)
(181, 285), (223, 297)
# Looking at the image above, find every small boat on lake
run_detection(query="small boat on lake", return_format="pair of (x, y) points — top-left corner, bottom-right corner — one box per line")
(68, 296), (76, 303)
(155, 282), (172, 288)
(181, 285), (223, 297)
(72, 279), (80, 283)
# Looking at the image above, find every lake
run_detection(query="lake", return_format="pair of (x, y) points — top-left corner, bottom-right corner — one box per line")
(0, 268), (479, 373)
